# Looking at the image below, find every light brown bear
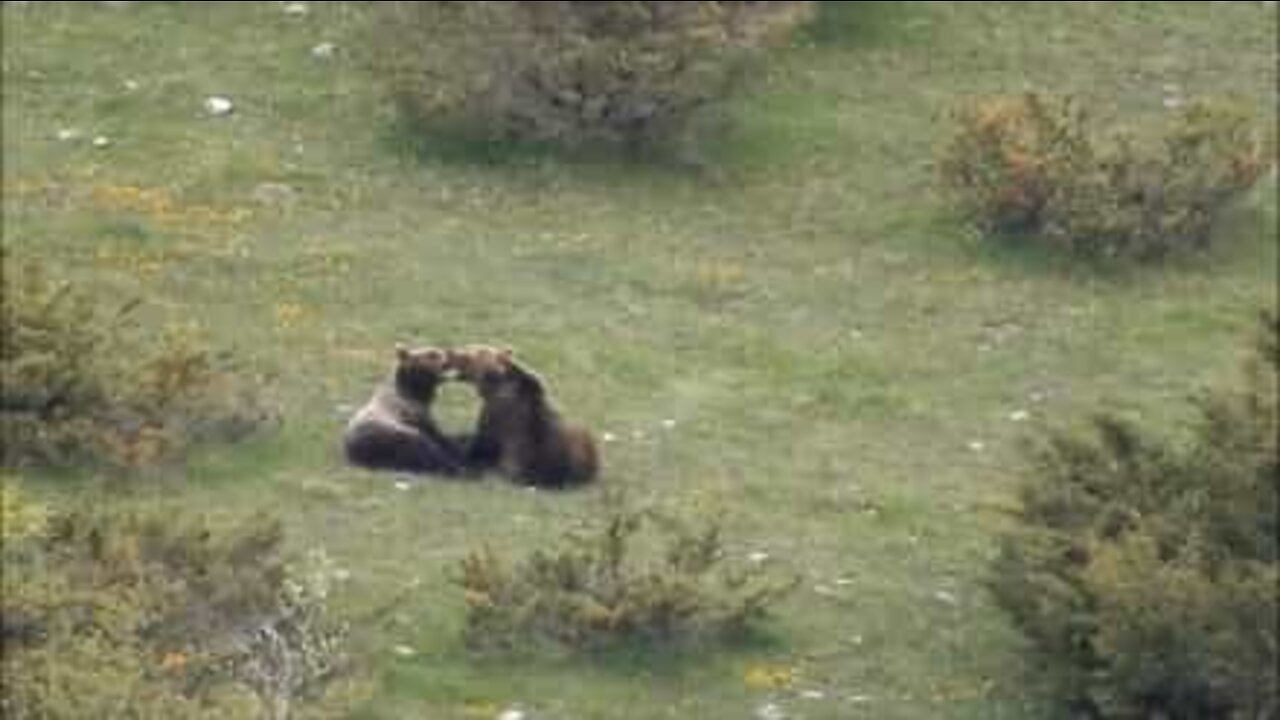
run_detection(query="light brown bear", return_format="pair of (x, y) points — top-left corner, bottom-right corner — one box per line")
(448, 345), (599, 488)
(342, 345), (467, 475)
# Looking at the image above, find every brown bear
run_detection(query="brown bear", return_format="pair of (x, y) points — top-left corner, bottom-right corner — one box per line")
(448, 345), (599, 487)
(342, 344), (467, 475)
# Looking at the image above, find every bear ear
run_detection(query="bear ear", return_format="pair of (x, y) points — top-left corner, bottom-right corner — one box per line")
(499, 346), (515, 361)
(395, 343), (410, 362)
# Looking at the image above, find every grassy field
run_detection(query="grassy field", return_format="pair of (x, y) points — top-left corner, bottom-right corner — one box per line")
(3, 2), (1277, 718)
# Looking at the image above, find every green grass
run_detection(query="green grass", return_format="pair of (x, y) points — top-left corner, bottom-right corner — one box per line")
(3, 2), (1277, 718)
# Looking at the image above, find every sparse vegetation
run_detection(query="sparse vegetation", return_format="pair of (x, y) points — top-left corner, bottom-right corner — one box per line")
(454, 504), (798, 652)
(991, 313), (1279, 719)
(374, 1), (814, 154)
(939, 93), (1270, 261)
(0, 255), (275, 470)
(0, 489), (350, 720)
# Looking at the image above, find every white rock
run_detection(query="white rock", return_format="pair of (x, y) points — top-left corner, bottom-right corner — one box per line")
(392, 644), (415, 658)
(311, 42), (337, 59)
(748, 551), (770, 563)
(283, 1), (308, 16)
(394, 481), (411, 492)
(122, 79), (140, 91)
(56, 128), (82, 142)
(660, 418), (677, 430)
(204, 96), (234, 117)
(934, 589), (959, 607)
(1008, 410), (1030, 422)
(92, 135), (111, 148)
(601, 432), (617, 443)
(800, 690), (826, 701)
(848, 694), (872, 704)
(755, 702), (785, 720)
(967, 440), (985, 453)
(1162, 95), (1185, 110)
(253, 182), (298, 206)
(498, 709), (526, 720)
(834, 577), (854, 587)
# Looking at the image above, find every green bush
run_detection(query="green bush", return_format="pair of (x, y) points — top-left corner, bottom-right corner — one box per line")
(991, 312), (1279, 718)
(1, 490), (349, 720)
(375, 1), (814, 154)
(0, 255), (275, 470)
(938, 93), (1270, 261)
(453, 505), (798, 652)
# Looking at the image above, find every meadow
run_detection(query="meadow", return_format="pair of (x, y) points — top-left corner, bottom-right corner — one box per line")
(3, 2), (1276, 718)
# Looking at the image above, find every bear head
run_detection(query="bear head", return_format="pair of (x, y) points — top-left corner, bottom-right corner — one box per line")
(447, 344), (543, 400)
(394, 344), (451, 402)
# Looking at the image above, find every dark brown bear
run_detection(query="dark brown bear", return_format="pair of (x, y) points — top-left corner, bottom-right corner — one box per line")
(448, 345), (599, 487)
(342, 345), (467, 475)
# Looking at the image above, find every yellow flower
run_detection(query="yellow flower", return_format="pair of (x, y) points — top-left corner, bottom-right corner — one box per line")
(160, 652), (188, 671)
(462, 700), (500, 719)
(743, 663), (794, 691)
(275, 302), (305, 329)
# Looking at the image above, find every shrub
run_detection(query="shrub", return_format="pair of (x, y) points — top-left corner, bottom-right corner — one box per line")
(991, 312), (1279, 718)
(939, 93), (1270, 261)
(453, 505), (798, 652)
(375, 1), (814, 154)
(0, 493), (349, 720)
(0, 255), (275, 469)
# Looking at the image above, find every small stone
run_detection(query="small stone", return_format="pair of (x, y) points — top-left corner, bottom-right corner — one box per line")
(1162, 95), (1185, 110)
(252, 182), (298, 206)
(934, 590), (959, 607)
(92, 135), (111, 148)
(1008, 410), (1030, 422)
(755, 702), (785, 720)
(122, 79), (140, 91)
(204, 96), (234, 117)
(748, 551), (770, 564)
(848, 694), (872, 704)
(394, 481), (411, 492)
(56, 128), (82, 142)
(392, 644), (415, 658)
(282, 1), (308, 16)
(799, 690), (826, 701)
(498, 709), (526, 720)
(967, 440), (985, 453)
(311, 42), (337, 59)
(601, 432), (617, 443)
(834, 577), (854, 587)
(660, 418), (677, 430)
